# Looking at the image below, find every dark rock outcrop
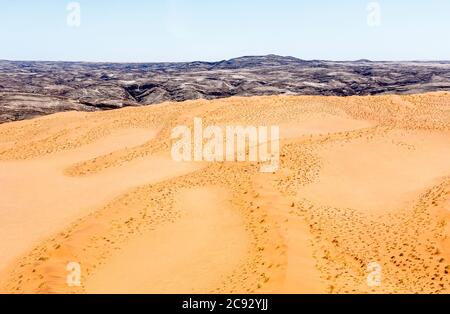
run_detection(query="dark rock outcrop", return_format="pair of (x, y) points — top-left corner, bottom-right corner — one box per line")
(1, 55), (450, 123)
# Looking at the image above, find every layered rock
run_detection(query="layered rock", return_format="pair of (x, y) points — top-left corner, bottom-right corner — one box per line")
(1, 55), (450, 123)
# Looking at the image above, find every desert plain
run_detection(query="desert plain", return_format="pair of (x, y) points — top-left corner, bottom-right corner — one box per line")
(0, 92), (450, 294)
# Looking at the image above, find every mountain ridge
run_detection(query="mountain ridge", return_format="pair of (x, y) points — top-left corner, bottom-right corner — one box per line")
(2, 55), (450, 123)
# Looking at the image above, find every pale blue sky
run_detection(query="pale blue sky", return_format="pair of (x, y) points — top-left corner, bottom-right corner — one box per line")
(1, 0), (450, 62)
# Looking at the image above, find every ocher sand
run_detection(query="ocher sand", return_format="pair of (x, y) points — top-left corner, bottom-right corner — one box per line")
(0, 93), (449, 294)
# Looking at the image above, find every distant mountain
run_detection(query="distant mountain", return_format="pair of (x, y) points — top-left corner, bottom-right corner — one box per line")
(1, 55), (450, 123)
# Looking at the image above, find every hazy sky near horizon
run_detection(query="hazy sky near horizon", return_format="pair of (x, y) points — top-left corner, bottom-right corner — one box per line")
(1, 0), (450, 62)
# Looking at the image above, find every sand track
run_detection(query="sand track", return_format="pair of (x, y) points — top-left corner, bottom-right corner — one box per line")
(0, 93), (450, 293)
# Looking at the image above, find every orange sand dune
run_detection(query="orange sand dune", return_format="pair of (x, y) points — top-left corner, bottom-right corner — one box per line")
(0, 93), (450, 294)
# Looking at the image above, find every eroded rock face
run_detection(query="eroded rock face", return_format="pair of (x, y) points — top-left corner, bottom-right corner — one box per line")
(1, 55), (450, 123)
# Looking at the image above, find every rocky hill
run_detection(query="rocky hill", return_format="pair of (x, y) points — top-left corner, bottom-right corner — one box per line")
(1, 55), (450, 123)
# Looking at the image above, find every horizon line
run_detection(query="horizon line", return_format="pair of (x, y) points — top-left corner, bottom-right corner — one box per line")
(1, 55), (450, 64)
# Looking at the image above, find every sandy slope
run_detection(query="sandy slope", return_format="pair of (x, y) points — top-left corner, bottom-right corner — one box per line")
(0, 93), (450, 294)
(85, 187), (249, 294)
(0, 128), (202, 271)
